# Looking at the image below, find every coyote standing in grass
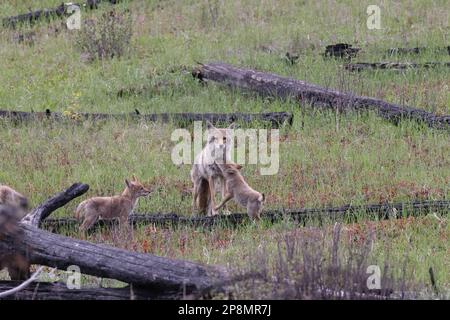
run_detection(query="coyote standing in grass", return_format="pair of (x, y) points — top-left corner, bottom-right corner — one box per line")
(0, 185), (29, 219)
(75, 176), (151, 231)
(214, 163), (265, 221)
(191, 121), (235, 216)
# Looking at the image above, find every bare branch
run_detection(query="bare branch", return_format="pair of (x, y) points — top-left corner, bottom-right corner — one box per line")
(22, 183), (89, 228)
(0, 266), (43, 298)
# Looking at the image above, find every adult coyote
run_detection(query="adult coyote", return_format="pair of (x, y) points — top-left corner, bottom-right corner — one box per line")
(191, 121), (234, 216)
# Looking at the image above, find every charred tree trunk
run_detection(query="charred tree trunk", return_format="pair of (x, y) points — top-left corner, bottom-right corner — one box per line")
(386, 46), (450, 56)
(1, 183), (228, 298)
(2, 1), (121, 28)
(41, 200), (450, 231)
(0, 110), (292, 128)
(345, 62), (450, 72)
(194, 62), (450, 130)
(0, 223), (225, 295)
(0, 281), (179, 300)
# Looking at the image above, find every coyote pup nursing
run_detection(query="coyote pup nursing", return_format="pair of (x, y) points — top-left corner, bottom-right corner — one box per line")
(0, 185), (29, 218)
(75, 176), (151, 231)
(215, 163), (265, 220)
(191, 121), (235, 216)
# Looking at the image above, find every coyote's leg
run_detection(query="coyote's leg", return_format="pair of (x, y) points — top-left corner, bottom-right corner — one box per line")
(208, 176), (218, 215)
(220, 177), (231, 215)
(192, 179), (199, 212)
(118, 214), (132, 238)
(80, 213), (98, 231)
(214, 193), (233, 211)
(118, 214), (128, 227)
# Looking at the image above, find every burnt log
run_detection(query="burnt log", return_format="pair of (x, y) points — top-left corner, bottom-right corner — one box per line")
(1, 184), (227, 298)
(0, 223), (226, 295)
(0, 110), (292, 128)
(41, 199), (450, 231)
(345, 62), (450, 72)
(22, 183), (89, 228)
(2, 1), (121, 28)
(324, 43), (360, 59)
(386, 46), (450, 56)
(194, 62), (450, 130)
(0, 280), (178, 300)
(2, 4), (66, 28)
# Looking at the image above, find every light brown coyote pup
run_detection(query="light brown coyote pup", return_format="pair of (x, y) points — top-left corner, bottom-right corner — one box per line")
(0, 185), (29, 218)
(75, 176), (151, 231)
(214, 163), (265, 220)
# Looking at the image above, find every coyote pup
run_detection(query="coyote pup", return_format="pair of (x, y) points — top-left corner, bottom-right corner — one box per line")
(191, 121), (234, 216)
(214, 163), (265, 220)
(0, 205), (30, 280)
(0, 185), (29, 218)
(75, 176), (151, 231)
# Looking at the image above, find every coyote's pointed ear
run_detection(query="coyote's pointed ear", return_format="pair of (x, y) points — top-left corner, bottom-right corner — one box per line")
(206, 120), (214, 129)
(132, 175), (138, 182)
(228, 122), (236, 129)
(125, 179), (132, 188)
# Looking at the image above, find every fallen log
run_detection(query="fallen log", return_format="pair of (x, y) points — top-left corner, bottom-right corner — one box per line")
(42, 199), (450, 231)
(2, 3), (66, 28)
(386, 46), (450, 56)
(0, 280), (178, 300)
(0, 110), (292, 128)
(345, 62), (450, 72)
(0, 183), (228, 297)
(0, 223), (226, 295)
(2, 1), (120, 28)
(194, 62), (450, 130)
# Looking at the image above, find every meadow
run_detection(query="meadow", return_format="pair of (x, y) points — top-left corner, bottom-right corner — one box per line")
(0, 0), (448, 298)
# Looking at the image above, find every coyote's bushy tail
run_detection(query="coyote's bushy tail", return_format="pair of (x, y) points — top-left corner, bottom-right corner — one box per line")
(197, 179), (210, 214)
(74, 201), (88, 220)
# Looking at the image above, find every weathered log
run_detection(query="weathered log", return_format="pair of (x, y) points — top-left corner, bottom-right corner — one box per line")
(22, 183), (89, 228)
(386, 46), (450, 56)
(41, 200), (450, 231)
(0, 110), (292, 128)
(1, 184), (227, 297)
(194, 62), (450, 130)
(345, 62), (450, 72)
(0, 223), (226, 295)
(2, 1), (121, 28)
(0, 280), (179, 300)
(2, 4), (66, 28)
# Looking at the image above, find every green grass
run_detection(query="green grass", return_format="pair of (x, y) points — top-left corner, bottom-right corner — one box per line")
(0, 114), (448, 216)
(0, 0), (448, 298)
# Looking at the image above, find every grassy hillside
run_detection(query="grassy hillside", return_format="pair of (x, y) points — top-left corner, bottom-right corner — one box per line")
(0, 0), (448, 298)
